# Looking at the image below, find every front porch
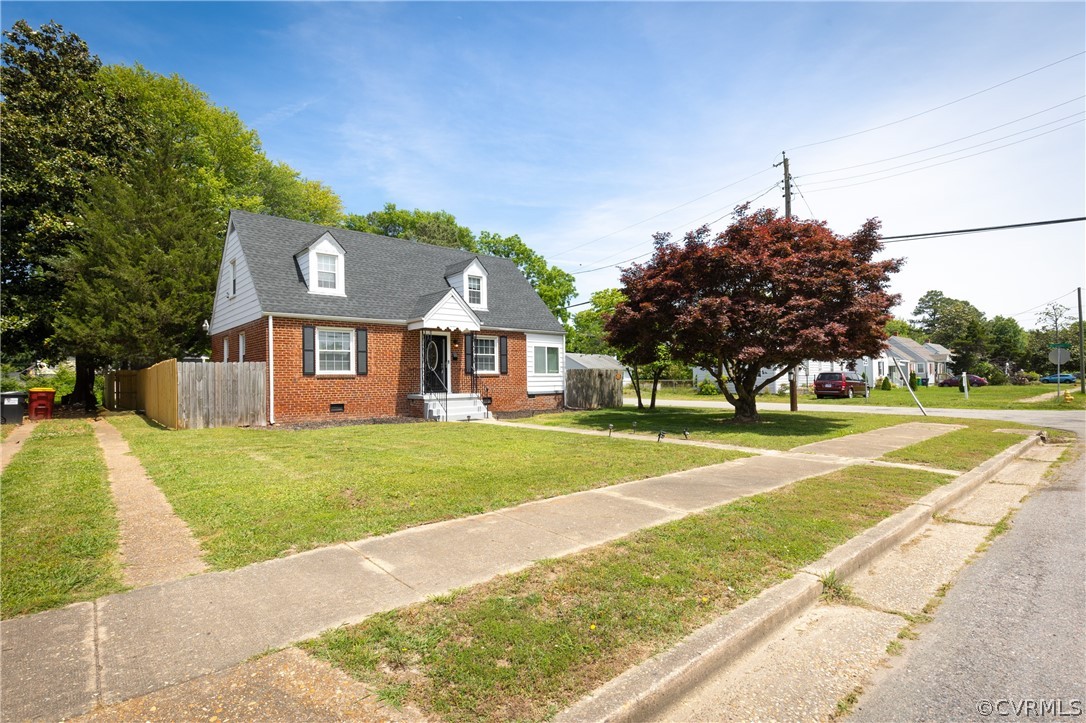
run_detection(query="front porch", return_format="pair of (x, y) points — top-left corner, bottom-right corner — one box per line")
(407, 291), (492, 422)
(407, 392), (489, 422)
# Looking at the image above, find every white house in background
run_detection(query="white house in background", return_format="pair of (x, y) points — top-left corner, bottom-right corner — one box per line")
(691, 336), (952, 393)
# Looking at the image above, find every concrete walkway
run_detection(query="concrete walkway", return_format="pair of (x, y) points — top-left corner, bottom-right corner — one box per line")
(0, 421), (969, 720)
(92, 420), (207, 588)
(0, 421), (36, 474)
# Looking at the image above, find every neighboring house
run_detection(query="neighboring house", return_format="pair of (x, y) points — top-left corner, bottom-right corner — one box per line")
(922, 342), (953, 380)
(885, 336), (940, 385)
(690, 335), (946, 393)
(209, 211), (566, 423)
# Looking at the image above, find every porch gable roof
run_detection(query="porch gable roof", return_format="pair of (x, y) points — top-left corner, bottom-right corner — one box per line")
(407, 288), (482, 332)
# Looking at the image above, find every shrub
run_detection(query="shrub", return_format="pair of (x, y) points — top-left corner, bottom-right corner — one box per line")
(880, 376), (893, 391)
(987, 368), (1010, 386)
(908, 371), (918, 391)
(696, 378), (720, 396)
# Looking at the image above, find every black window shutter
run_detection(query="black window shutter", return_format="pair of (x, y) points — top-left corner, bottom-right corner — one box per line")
(302, 326), (315, 376)
(357, 328), (368, 375)
(464, 334), (474, 374)
(499, 336), (508, 374)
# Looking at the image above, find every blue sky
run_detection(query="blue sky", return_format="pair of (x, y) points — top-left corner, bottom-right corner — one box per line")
(6, 2), (1085, 328)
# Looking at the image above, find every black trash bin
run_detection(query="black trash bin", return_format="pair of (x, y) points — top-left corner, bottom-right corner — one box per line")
(1, 391), (28, 425)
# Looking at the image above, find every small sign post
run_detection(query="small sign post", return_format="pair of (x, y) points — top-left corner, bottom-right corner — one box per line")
(1049, 344), (1073, 396)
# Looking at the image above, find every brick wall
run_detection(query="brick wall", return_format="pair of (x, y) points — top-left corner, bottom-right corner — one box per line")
(215, 319), (563, 423)
(211, 318), (268, 364)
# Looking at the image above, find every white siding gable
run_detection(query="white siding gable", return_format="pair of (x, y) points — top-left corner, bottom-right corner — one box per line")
(526, 332), (565, 394)
(408, 289), (481, 332)
(210, 225), (262, 335)
(296, 232), (346, 296)
(446, 259), (488, 311)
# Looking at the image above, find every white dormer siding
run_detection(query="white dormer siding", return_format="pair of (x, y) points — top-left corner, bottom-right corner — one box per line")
(210, 224), (262, 335)
(296, 232), (346, 296)
(446, 258), (488, 311)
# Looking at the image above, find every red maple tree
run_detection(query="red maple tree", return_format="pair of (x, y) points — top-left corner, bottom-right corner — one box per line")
(607, 207), (902, 422)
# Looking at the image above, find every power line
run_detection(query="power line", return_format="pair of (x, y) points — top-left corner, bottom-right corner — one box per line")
(546, 165), (776, 261)
(786, 51), (1085, 151)
(797, 101), (1086, 179)
(567, 181), (781, 274)
(881, 217), (1085, 243)
(799, 111), (1085, 187)
(1006, 289), (1079, 319)
(790, 177), (816, 218)
(805, 119), (1084, 194)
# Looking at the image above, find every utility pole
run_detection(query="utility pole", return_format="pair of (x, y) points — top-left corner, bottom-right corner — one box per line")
(1079, 286), (1084, 394)
(778, 152), (799, 412)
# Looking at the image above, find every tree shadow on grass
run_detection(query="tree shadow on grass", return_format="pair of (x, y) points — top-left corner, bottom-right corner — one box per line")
(541, 408), (858, 444)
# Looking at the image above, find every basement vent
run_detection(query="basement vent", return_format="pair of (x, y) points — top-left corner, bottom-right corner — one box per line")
(330, 403), (345, 413)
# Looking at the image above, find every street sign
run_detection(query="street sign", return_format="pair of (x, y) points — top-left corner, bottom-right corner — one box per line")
(1050, 343), (1072, 349)
(1049, 349), (1072, 365)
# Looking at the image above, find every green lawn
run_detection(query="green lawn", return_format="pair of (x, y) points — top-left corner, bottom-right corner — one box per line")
(1, 420), (124, 618)
(304, 465), (953, 722)
(632, 382), (1085, 410)
(883, 425), (1032, 470)
(108, 414), (749, 570)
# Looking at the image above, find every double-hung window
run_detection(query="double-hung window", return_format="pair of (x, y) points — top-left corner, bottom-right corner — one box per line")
(474, 336), (496, 373)
(534, 346), (560, 374)
(316, 253), (338, 290)
(467, 275), (482, 305)
(317, 329), (352, 373)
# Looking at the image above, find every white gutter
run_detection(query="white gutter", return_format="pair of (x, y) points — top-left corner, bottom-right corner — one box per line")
(268, 314), (276, 425)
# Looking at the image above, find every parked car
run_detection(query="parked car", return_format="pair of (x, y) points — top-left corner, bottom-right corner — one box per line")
(814, 371), (869, 399)
(937, 375), (989, 387)
(1039, 373), (1077, 383)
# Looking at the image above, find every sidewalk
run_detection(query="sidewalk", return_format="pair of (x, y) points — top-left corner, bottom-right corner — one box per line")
(0, 421), (992, 720)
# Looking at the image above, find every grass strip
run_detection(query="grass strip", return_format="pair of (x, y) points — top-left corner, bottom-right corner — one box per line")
(881, 421), (1029, 470)
(108, 414), (747, 570)
(303, 465), (952, 722)
(1, 420), (124, 618)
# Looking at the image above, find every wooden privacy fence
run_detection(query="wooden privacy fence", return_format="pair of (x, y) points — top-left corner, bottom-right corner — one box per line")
(105, 360), (266, 429)
(565, 368), (624, 409)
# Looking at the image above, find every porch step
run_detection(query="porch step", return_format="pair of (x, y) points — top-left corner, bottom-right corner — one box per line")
(424, 393), (488, 422)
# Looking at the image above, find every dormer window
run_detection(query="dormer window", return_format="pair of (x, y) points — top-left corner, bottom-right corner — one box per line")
(467, 276), (482, 305)
(316, 253), (338, 290)
(297, 232), (346, 296)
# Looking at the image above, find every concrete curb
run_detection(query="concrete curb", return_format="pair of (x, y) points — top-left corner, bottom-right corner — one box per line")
(556, 433), (1042, 723)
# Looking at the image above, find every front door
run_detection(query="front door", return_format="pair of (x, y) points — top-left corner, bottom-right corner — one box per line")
(423, 334), (449, 393)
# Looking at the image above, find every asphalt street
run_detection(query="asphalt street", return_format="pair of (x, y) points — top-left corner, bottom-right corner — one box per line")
(631, 397), (1086, 437)
(851, 443), (1086, 721)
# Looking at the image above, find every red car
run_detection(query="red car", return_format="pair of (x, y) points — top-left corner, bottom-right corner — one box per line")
(937, 375), (988, 387)
(814, 371), (869, 399)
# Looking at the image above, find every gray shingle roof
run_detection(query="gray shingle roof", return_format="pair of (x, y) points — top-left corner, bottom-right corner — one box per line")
(886, 336), (936, 364)
(230, 211), (564, 334)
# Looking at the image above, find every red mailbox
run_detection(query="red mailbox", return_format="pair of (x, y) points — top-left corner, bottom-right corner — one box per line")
(27, 388), (55, 420)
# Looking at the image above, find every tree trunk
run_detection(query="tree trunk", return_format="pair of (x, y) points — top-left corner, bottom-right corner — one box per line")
(649, 369), (662, 409)
(732, 389), (761, 423)
(629, 365), (644, 409)
(73, 355), (98, 411)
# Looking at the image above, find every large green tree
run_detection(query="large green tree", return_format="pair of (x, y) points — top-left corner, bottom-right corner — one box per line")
(1, 20), (140, 371)
(986, 315), (1027, 370)
(52, 132), (221, 366)
(568, 288), (626, 355)
(344, 203), (475, 251)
